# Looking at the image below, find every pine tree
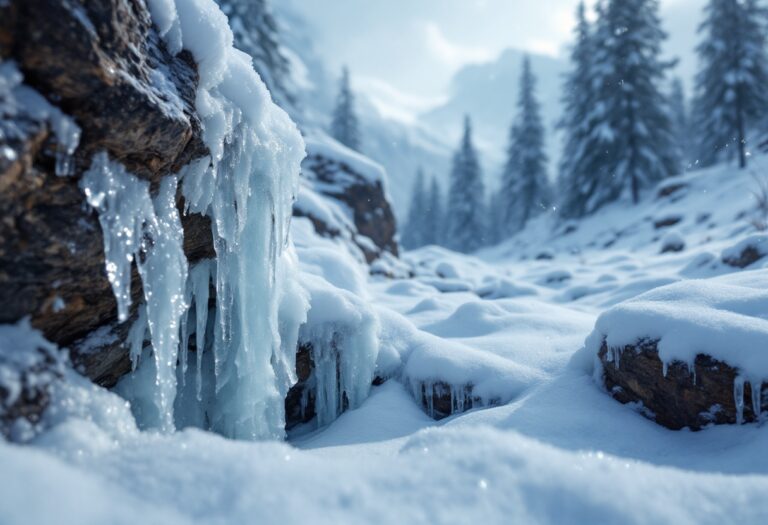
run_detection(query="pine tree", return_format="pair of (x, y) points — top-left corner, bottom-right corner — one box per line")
(330, 67), (362, 151)
(402, 169), (427, 249)
(423, 176), (444, 246)
(445, 117), (486, 253)
(499, 57), (550, 237)
(558, 1), (602, 218)
(669, 78), (692, 168)
(486, 190), (506, 246)
(692, 0), (768, 169)
(563, 0), (679, 215)
(217, 0), (295, 109)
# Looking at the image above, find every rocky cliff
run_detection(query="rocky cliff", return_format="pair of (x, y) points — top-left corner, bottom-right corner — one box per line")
(0, 0), (221, 434)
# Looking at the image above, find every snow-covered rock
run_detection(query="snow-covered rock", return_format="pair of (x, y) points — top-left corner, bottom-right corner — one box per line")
(589, 270), (768, 429)
(296, 133), (399, 264)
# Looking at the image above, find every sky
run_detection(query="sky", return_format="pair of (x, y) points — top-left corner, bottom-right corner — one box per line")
(285, 0), (702, 115)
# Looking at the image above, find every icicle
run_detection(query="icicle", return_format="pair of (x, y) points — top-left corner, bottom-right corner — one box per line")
(734, 376), (745, 425)
(140, 0), (307, 440)
(50, 111), (81, 177)
(751, 380), (762, 421)
(127, 305), (147, 371)
(179, 307), (190, 388)
(1, 61), (81, 177)
(136, 174), (188, 434)
(81, 152), (158, 322)
(82, 154), (188, 434)
(189, 260), (212, 402)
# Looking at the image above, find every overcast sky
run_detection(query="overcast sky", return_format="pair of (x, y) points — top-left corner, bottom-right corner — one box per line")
(285, 0), (702, 112)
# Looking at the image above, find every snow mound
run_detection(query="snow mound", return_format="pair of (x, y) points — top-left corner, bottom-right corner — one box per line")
(721, 234), (768, 268)
(586, 270), (768, 386)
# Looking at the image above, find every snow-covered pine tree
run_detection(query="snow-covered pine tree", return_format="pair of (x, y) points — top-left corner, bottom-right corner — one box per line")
(330, 67), (362, 151)
(558, 1), (602, 218)
(499, 57), (550, 237)
(591, 0), (678, 207)
(692, 0), (768, 169)
(669, 77), (692, 169)
(423, 176), (444, 246)
(445, 117), (486, 253)
(402, 169), (427, 249)
(485, 190), (505, 246)
(216, 0), (295, 110)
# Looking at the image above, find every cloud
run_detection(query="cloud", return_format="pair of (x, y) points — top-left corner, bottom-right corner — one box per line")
(424, 22), (493, 67)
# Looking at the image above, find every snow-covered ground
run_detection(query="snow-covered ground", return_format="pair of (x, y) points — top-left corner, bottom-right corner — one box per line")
(3, 149), (768, 523)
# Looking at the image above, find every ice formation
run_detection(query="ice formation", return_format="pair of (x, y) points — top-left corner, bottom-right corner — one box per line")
(0, 61), (81, 176)
(82, 0), (307, 439)
(81, 154), (188, 433)
(296, 275), (379, 427)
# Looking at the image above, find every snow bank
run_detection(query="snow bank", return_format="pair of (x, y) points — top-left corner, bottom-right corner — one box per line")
(373, 307), (544, 418)
(9, 419), (768, 525)
(587, 270), (768, 419)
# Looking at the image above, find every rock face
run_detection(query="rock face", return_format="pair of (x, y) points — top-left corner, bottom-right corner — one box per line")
(298, 148), (399, 264)
(284, 343), (318, 431)
(0, 0), (211, 392)
(409, 380), (499, 420)
(598, 338), (767, 430)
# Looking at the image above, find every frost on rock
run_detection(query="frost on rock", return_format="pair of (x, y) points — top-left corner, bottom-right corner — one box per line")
(0, 61), (81, 176)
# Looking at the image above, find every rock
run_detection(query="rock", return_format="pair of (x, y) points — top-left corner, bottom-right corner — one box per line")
(721, 235), (768, 268)
(656, 181), (687, 200)
(660, 231), (685, 254)
(598, 338), (766, 430)
(654, 215), (682, 229)
(284, 343), (317, 431)
(298, 147), (399, 264)
(0, 0), (211, 392)
(410, 380), (499, 420)
(8, 0), (206, 181)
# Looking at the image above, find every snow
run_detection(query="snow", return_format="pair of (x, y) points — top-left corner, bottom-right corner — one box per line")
(303, 132), (386, 186)
(5, 152), (768, 522)
(588, 270), (768, 390)
(0, 320), (63, 428)
(6, 2), (768, 522)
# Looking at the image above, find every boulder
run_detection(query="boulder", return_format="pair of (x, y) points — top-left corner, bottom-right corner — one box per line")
(297, 136), (399, 264)
(598, 338), (766, 430)
(411, 381), (484, 420)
